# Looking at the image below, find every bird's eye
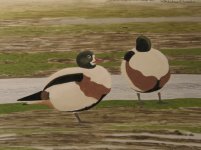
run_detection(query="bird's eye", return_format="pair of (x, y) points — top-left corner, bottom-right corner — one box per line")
(87, 55), (92, 59)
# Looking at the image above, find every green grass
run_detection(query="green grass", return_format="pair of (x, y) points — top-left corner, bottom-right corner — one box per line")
(162, 48), (201, 56)
(0, 3), (200, 19)
(0, 99), (200, 115)
(0, 51), (77, 77)
(97, 98), (201, 109)
(0, 103), (49, 115)
(170, 60), (201, 74)
(0, 48), (200, 77)
(0, 22), (201, 37)
(161, 48), (201, 74)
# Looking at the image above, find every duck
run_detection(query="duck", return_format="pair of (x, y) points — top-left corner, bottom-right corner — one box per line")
(121, 35), (170, 103)
(18, 50), (111, 122)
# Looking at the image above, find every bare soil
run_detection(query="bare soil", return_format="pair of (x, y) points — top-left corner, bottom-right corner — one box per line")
(0, 33), (200, 52)
(0, 107), (201, 150)
(1, 17), (201, 26)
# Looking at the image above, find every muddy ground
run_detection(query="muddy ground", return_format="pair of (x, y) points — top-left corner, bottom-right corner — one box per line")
(0, 33), (201, 52)
(1, 17), (201, 26)
(0, 107), (201, 150)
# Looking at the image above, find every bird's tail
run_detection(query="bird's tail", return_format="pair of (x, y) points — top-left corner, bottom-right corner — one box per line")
(17, 91), (43, 101)
(18, 91), (53, 108)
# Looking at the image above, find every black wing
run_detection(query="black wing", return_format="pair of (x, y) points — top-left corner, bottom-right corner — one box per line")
(17, 91), (43, 101)
(43, 73), (83, 90)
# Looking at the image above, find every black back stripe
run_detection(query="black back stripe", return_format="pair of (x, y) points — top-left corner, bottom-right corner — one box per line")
(43, 73), (83, 90)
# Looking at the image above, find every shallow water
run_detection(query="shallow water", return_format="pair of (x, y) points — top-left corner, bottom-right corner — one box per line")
(0, 74), (201, 104)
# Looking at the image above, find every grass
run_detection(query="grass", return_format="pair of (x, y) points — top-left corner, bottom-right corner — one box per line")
(0, 22), (201, 37)
(170, 60), (201, 74)
(162, 48), (201, 56)
(161, 48), (201, 74)
(0, 103), (49, 115)
(0, 48), (200, 77)
(0, 3), (200, 20)
(97, 98), (201, 109)
(0, 51), (77, 77)
(0, 98), (201, 115)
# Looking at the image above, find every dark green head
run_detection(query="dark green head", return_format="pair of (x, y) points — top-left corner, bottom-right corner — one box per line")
(76, 51), (96, 69)
(136, 35), (151, 52)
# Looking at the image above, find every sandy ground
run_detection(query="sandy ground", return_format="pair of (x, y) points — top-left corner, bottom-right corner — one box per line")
(0, 107), (201, 149)
(0, 74), (200, 104)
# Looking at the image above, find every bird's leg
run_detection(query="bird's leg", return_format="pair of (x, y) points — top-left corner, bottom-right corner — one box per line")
(137, 93), (143, 105)
(137, 93), (141, 101)
(158, 92), (163, 103)
(73, 112), (82, 123)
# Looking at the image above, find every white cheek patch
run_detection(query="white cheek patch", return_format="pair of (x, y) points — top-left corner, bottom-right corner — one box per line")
(90, 55), (96, 66)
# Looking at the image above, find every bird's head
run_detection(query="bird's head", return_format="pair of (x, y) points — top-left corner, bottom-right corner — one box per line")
(76, 50), (103, 69)
(124, 35), (152, 61)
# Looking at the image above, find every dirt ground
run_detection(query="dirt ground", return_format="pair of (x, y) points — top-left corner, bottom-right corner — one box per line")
(0, 107), (201, 150)
(1, 17), (201, 26)
(0, 33), (200, 52)
(0, 0), (200, 52)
